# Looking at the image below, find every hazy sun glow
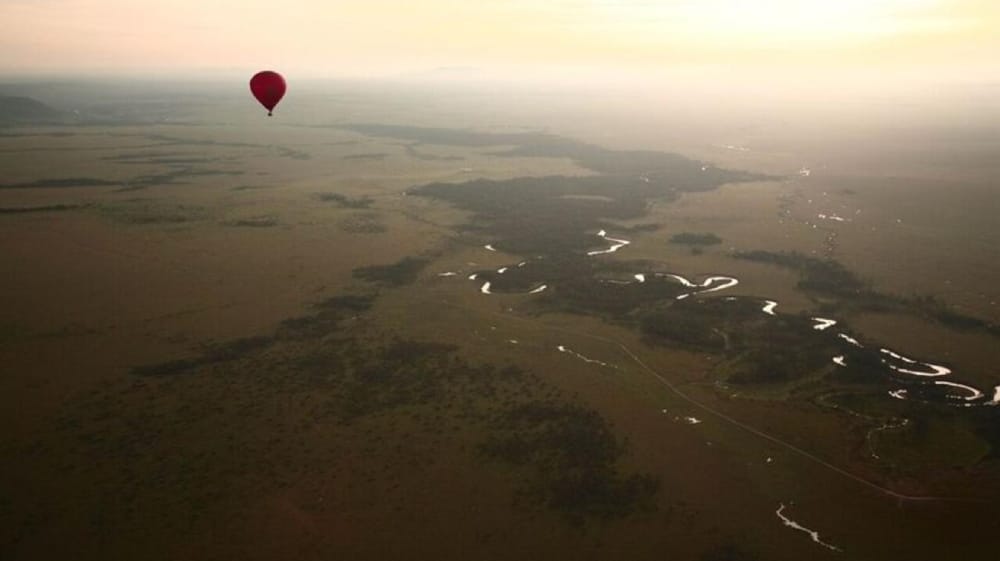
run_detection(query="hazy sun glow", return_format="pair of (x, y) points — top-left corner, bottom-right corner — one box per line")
(0, 0), (995, 79)
(586, 0), (955, 40)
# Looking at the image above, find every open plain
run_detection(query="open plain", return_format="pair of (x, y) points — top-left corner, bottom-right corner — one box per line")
(1, 80), (999, 560)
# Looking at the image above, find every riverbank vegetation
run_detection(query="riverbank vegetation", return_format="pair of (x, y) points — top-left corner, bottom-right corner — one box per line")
(669, 232), (722, 246)
(353, 256), (429, 286)
(735, 250), (1000, 336)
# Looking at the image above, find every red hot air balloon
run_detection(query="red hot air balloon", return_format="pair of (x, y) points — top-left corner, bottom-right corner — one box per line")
(249, 71), (286, 116)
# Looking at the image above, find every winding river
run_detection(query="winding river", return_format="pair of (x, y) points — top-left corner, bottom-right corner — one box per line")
(662, 274), (740, 300)
(587, 230), (631, 256)
(776, 503), (842, 552)
(441, 231), (1000, 409)
(557, 345), (617, 369)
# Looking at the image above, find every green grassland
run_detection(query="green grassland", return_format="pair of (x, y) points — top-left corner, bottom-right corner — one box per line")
(1, 90), (999, 561)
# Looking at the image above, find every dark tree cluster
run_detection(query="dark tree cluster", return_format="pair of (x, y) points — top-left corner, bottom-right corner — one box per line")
(353, 256), (430, 286)
(669, 232), (722, 246)
(316, 192), (374, 208)
(481, 402), (659, 522)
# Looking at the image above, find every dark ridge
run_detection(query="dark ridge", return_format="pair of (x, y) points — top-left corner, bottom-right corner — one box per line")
(115, 168), (244, 192)
(312, 294), (377, 313)
(622, 223), (661, 233)
(339, 214), (387, 234)
(733, 250), (868, 296)
(342, 123), (553, 147)
(130, 336), (273, 376)
(142, 133), (260, 148)
(639, 298), (767, 351)
(101, 151), (193, 161)
(105, 156), (220, 165)
(640, 305), (730, 352)
(278, 293), (377, 339)
(911, 295), (1000, 337)
(135, 134), (309, 160)
(343, 153), (388, 161)
(728, 338), (836, 385)
(413, 170), (754, 258)
(0, 95), (70, 125)
(353, 256), (429, 286)
(99, 203), (207, 225)
(133, 293), (378, 376)
(276, 147), (310, 160)
(54, 277), (658, 528)
(414, 175), (662, 256)
(736, 250), (1000, 336)
(405, 139), (762, 321)
(0, 204), (85, 214)
(637, 299), (894, 388)
(0, 131), (76, 138)
(537, 267), (688, 318)
(480, 401), (659, 522)
(499, 142), (693, 176)
(344, 123), (768, 181)
(315, 192), (374, 208)
(0, 177), (119, 189)
(224, 216), (278, 228)
(670, 232), (722, 246)
(401, 143), (463, 161)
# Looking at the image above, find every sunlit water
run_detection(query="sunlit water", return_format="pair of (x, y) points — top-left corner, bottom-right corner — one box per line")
(447, 231), (1000, 408)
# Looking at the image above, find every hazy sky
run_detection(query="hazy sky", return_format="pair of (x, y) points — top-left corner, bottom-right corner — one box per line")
(2, 0), (997, 81)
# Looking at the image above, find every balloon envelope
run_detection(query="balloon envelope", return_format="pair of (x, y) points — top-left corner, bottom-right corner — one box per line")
(249, 71), (286, 116)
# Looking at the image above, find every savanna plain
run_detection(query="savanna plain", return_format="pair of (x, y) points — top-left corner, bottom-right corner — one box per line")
(1, 79), (999, 560)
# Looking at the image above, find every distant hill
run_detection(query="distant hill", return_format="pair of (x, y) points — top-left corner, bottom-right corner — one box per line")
(0, 95), (69, 125)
